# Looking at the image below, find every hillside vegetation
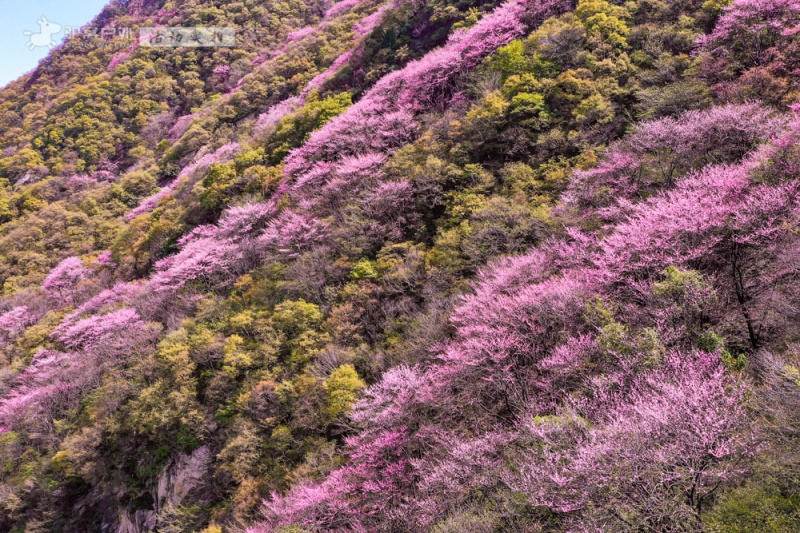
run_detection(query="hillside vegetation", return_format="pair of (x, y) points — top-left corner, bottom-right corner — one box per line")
(0, 0), (799, 531)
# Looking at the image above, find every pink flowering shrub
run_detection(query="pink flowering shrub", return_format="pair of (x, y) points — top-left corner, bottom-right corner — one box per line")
(1, 307), (159, 434)
(108, 44), (135, 70)
(601, 163), (799, 347)
(0, 307), (36, 346)
(341, 427), (417, 517)
(255, 470), (352, 532)
(696, 0), (800, 100)
(94, 250), (117, 268)
(257, 427), (417, 531)
(41, 257), (92, 303)
(53, 308), (150, 351)
(601, 164), (797, 276)
(284, 0), (572, 178)
(305, 50), (355, 93)
(0, 309), (160, 433)
(127, 143), (240, 220)
(253, 97), (303, 137)
(287, 26), (316, 42)
(0, 381), (79, 435)
(350, 365), (432, 428)
(125, 181), (181, 220)
(142, 199), (286, 296)
(432, 268), (590, 418)
(212, 64), (231, 78)
(353, 5), (390, 36)
(697, 0), (800, 67)
(92, 170), (117, 182)
(510, 352), (755, 530)
(296, 153), (389, 216)
(624, 103), (782, 182)
(179, 143), (241, 180)
(145, 202), (285, 295)
(149, 236), (252, 293)
(0, 307), (160, 434)
(284, 107), (418, 178)
(325, 0), (362, 19)
(565, 103), (785, 220)
(57, 281), (144, 331)
(348, 180), (421, 245)
(410, 431), (512, 527)
(64, 174), (98, 190)
(251, 80), (800, 532)
(259, 210), (329, 259)
(216, 202), (277, 237)
(168, 114), (196, 142)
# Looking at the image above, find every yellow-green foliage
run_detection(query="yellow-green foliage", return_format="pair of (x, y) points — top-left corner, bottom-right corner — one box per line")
(324, 364), (366, 418)
(222, 334), (256, 375)
(0, 179), (14, 223)
(217, 420), (264, 482)
(350, 259), (379, 280)
(200, 162), (239, 211)
(780, 365), (800, 387)
(126, 326), (204, 439)
(653, 266), (708, 299)
(119, 169), (158, 198)
(574, 0), (630, 48)
(572, 92), (614, 124)
(491, 40), (531, 79)
(14, 311), (63, 357)
(271, 299), (324, 336)
(598, 321), (665, 365)
(706, 481), (800, 532)
(266, 91), (353, 162)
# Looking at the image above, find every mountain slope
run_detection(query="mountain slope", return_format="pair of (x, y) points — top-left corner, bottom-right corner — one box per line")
(0, 0), (799, 531)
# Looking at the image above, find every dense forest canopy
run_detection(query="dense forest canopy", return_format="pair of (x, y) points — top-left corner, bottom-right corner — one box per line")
(0, 0), (799, 531)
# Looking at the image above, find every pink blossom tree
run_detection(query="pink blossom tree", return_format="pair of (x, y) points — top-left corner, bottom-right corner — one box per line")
(601, 163), (799, 347)
(258, 210), (329, 259)
(429, 249), (593, 421)
(696, 0), (800, 69)
(127, 143), (240, 220)
(509, 352), (756, 531)
(0, 306), (36, 348)
(283, 0), (572, 181)
(695, 0), (800, 100)
(345, 180), (421, 248)
(565, 103), (784, 221)
(149, 236), (253, 294)
(1, 306), (160, 435)
(52, 308), (155, 353)
(41, 257), (92, 303)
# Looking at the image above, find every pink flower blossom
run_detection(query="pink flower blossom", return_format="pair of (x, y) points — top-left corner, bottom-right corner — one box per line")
(42, 257), (91, 300)
(53, 308), (149, 350)
(0, 307), (36, 346)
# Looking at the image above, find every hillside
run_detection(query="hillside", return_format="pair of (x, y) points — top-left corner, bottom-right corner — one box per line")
(0, 0), (799, 531)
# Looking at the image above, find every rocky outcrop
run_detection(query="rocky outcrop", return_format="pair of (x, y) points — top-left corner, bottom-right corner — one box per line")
(157, 445), (213, 511)
(114, 446), (212, 533)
